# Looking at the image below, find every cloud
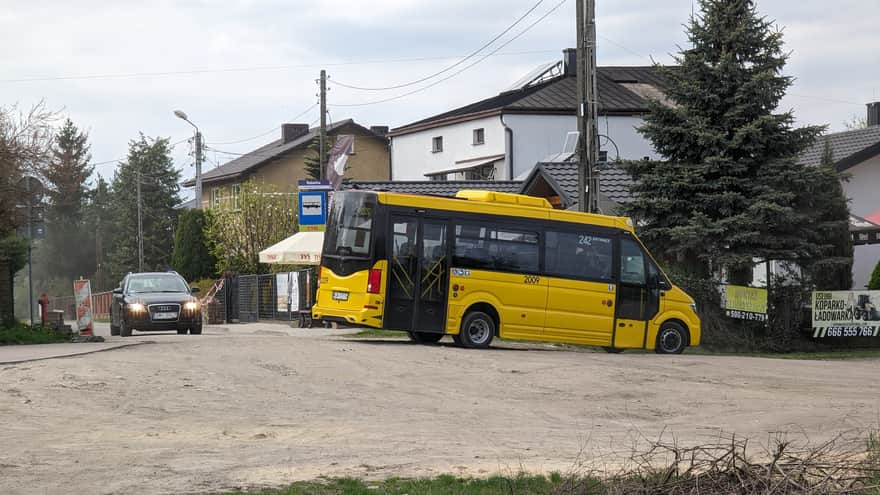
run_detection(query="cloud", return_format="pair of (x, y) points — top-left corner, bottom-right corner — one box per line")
(1, 0), (877, 185)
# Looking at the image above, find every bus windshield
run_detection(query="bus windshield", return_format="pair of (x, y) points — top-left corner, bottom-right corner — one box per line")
(324, 192), (376, 259)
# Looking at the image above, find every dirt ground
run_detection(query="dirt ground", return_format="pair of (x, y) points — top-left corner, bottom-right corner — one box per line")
(1, 323), (879, 495)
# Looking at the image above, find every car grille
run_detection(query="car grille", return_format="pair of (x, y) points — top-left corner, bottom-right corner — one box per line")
(148, 303), (181, 321)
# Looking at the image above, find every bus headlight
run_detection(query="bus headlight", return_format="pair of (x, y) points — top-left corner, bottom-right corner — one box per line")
(184, 301), (199, 311)
(128, 303), (146, 313)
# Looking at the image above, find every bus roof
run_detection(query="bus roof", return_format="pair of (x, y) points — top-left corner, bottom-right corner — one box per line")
(367, 189), (635, 233)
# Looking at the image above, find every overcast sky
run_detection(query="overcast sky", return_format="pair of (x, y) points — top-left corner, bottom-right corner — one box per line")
(2, 0), (877, 186)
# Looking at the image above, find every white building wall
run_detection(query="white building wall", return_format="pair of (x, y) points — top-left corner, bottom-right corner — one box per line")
(390, 116), (504, 180)
(842, 154), (880, 289)
(503, 113), (660, 178)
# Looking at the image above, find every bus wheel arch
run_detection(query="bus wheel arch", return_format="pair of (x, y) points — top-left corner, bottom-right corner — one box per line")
(459, 303), (499, 349)
(655, 319), (690, 354)
(464, 302), (500, 336)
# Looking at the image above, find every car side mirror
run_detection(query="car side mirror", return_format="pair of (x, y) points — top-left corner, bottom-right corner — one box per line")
(112, 287), (123, 295)
(190, 287), (201, 293)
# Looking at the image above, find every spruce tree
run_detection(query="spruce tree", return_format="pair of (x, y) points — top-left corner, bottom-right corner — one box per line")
(803, 139), (852, 290)
(623, 0), (824, 280)
(172, 209), (216, 281)
(107, 135), (181, 282)
(303, 131), (331, 180)
(41, 119), (94, 281)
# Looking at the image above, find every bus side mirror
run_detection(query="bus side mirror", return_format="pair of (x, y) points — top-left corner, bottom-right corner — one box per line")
(657, 279), (671, 291)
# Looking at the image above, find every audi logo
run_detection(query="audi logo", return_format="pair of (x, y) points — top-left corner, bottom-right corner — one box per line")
(155, 306), (175, 312)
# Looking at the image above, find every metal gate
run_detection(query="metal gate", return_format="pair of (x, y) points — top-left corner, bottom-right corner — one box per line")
(257, 274), (276, 320)
(237, 275), (259, 323)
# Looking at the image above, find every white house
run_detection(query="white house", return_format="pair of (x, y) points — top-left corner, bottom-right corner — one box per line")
(798, 103), (880, 289)
(389, 49), (666, 181)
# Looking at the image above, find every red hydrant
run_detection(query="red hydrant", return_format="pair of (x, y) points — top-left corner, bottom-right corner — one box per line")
(38, 293), (49, 326)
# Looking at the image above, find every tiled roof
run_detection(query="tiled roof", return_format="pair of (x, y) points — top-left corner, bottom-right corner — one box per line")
(190, 119), (375, 186)
(343, 180), (523, 196)
(392, 66), (668, 134)
(522, 160), (636, 210)
(798, 125), (880, 170)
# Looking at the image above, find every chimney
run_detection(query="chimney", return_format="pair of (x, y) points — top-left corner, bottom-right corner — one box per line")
(281, 123), (310, 143)
(563, 48), (577, 77)
(868, 102), (880, 127)
(370, 125), (389, 136)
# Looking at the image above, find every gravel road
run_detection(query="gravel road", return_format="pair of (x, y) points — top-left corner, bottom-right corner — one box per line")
(1, 323), (878, 494)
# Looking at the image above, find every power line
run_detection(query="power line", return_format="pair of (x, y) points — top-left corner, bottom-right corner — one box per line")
(329, 0), (570, 108)
(89, 136), (190, 168)
(787, 93), (864, 106)
(0, 50), (561, 84)
(330, 0), (547, 92)
(206, 104), (318, 145)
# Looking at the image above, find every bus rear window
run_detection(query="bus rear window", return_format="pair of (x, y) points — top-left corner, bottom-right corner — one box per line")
(324, 192), (376, 258)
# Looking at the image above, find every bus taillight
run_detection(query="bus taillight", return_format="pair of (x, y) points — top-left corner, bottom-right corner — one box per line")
(367, 269), (381, 294)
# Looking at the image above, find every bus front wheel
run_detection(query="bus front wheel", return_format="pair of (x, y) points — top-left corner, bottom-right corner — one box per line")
(459, 311), (495, 349)
(655, 322), (687, 354)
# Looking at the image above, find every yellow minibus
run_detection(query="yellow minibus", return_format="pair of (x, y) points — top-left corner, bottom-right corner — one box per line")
(312, 190), (700, 353)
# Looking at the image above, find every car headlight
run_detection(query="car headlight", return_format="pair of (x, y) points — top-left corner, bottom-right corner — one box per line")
(689, 302), (698, 313)
(184, 301), (199, 311)
(128, 303), (146, 312)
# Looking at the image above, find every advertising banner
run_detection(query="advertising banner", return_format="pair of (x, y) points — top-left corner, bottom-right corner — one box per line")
(73, 279), (93, 336)
(812, 291), (880, 338)
(721, 284), (768, 322)
(276, 273), (289, 313)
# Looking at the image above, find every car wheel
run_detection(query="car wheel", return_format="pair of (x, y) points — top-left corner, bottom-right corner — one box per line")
(190, 326), (202, 335)
(120, 321), (132, 337)
(655, 321), (687, 354)
(110, 324), (120, 336)
(408, 331), (443, 344)
(459, 311), (495, 349)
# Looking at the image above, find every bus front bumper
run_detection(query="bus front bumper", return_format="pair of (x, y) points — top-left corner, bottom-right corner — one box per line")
(311, 304), (383, 328)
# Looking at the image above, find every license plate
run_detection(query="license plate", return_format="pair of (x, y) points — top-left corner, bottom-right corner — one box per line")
(332, 291), (349, 301)
(153, 312), (177, 320)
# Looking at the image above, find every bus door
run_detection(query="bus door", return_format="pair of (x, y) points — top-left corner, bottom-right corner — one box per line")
(385, 215), (449, 333)
(613, 237), (661, 348)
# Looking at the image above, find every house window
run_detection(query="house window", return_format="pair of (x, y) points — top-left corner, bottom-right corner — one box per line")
(231, 183), (241, 210)
(211, 188), (220, 208)
(428, 174), (446, 182)
(464, 164), (495, 181)
(473, 128), (485, 145)
(432, 136), (443, 153)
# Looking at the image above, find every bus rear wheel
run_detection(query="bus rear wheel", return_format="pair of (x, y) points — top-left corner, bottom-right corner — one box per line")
(655, 322), (687, 354)
(459, 311), (495, 349)
(408, 331), (443, 344)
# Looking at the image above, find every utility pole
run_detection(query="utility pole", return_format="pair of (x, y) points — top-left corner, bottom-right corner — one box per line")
(194, 129), (203, 208)
(576, 0), (599, 213)
(319, 69), (327, 182)
(25, 177), (34, 325)
(136, 166), (144, 272)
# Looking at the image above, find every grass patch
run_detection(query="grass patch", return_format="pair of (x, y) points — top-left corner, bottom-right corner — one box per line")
(225, 473), (583, 495)
(343, 329), (409, 339)
(0, 323), (69, 345)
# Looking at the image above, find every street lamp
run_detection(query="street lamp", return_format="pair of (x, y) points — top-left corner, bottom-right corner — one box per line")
(174, 110), (203, 208)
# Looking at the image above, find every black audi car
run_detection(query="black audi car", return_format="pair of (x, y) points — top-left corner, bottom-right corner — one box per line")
(110, 272), (202, 337)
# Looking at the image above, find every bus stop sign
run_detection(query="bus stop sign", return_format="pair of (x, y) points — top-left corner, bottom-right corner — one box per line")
(298, 191), (327, 230)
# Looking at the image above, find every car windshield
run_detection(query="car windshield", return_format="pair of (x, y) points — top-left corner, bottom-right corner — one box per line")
(126, 274), (189, 294)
